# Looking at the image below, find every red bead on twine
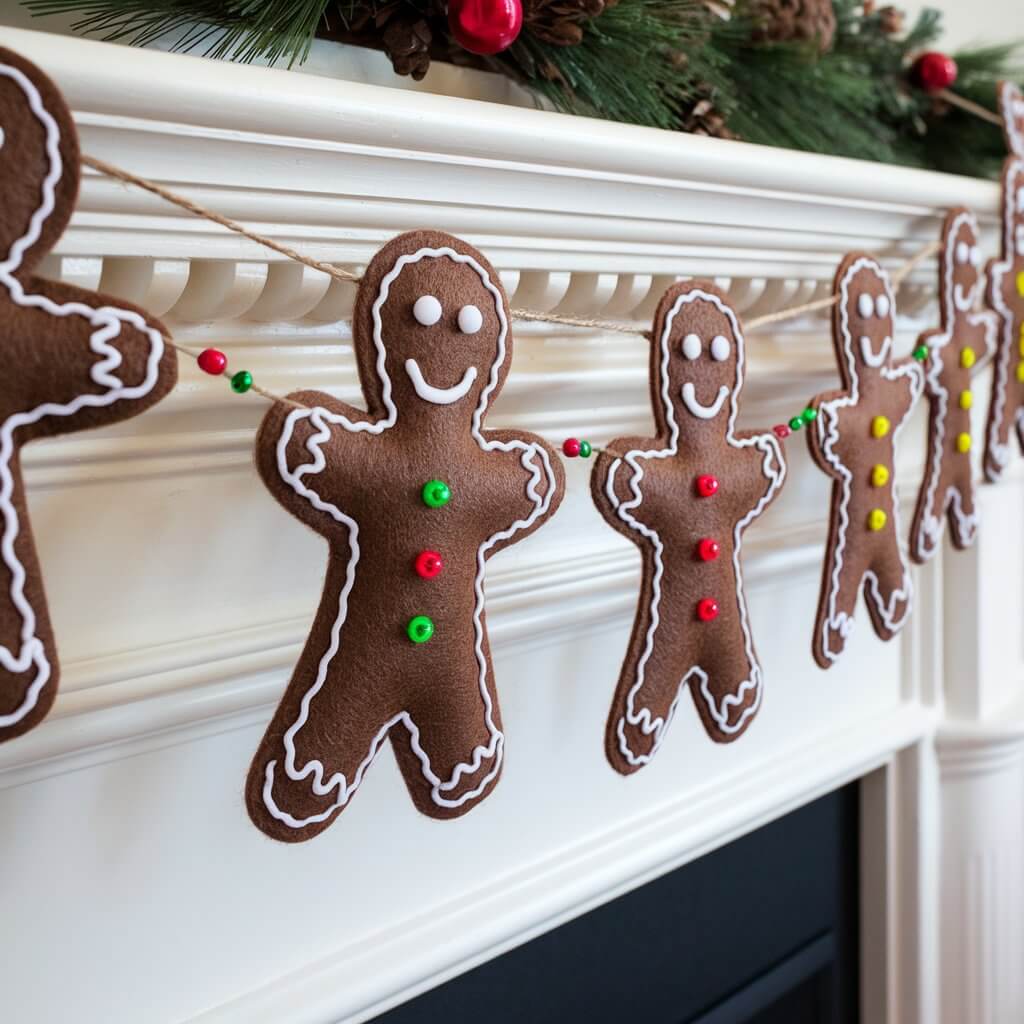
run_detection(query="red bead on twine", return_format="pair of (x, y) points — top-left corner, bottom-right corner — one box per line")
(772, 423), (791, 439)
(913, 51), (958, 94)
(697, 598), (720, 622)
(197, 348), (227, 375)
(695, 474), (719, 498)
(562, 437), (582, 458)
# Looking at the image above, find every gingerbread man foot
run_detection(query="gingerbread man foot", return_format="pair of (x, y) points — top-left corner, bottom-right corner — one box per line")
(593, 281), (785, 774)
(806, 254), (923, 668)
(247, 230), (563, 841)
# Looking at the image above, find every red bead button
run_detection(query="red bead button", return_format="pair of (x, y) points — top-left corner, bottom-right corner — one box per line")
(197, 348), (227, 375)
(696, 474), (719, 498)
(414, 550), (444, 579)
(697, 598), (719, 622)
(697, 538), (720, 562)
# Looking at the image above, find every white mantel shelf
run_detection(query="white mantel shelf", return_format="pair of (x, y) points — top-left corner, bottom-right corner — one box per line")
(0, 25), (1021, 1024)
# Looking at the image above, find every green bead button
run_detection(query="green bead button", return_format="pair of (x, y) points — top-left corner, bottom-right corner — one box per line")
(230, 370), (253, 393)
(421, 479), (451, 508)
(407, 615), (435, 644)
(913, 345), (929, 362)
(579, 440), (593, 458)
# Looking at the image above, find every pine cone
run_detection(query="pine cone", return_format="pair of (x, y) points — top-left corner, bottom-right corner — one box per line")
(877, 5), (904, 34)
(751, 0), (836, 54)
(681, 97), (737, 140)
(382, 14), (432, 79)
(523, 0), (618, 46)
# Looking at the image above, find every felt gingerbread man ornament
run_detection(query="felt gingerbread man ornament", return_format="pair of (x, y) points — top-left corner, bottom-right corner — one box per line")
(983, 82), (1024, 483)
(0, 47), (177, 743)
(247, 230), (564, 841)
(910, 208), (997, 563)
(591, 280), (786, 774)
(805, 254), (923, 669)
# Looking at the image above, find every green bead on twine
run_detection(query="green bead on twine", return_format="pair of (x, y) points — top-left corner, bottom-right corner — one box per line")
(579, 440), (593, 458)
(801, 407), (817, 424)
(788, 416), (804, 431)
(913, 344), (930, 362)
(407, 615), (435, 644)
(421, 479), (451, 508)
(230, 370), (253, 394)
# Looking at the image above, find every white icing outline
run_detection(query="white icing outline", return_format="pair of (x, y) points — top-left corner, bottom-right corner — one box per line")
(985, 158), (1024, 481)
(1001, 83), (1024, 159)
(915, 210), (997, 560)
(814, 258), (923, 663)
(603, 289), (785, 766)
(404, 358), (478, 405)
(0, 60), (166, 730)
(681, 381), (729, 419)
(263, 245), (557, 827)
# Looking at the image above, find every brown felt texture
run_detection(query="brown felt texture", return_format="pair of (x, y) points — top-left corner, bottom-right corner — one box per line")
(0, 47), (177, 743)
(246, 230), (565, 842)
(804, 253), (923, 670)
(590, 280), (786, 775)
(982, 87), (1024, 483)
(909, 208), (997, 563)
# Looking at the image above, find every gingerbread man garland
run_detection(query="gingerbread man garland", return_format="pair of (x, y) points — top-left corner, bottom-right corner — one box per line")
(247, 230), (564, 841)
(0, 48), (177, 743)
(806, 254), (923, 669)
(983, 82), (1024, 483)
(910, 209), (997, 562)
(592, 281), (786, 774)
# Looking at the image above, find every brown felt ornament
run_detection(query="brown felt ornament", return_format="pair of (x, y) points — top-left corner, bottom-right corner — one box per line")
(591, 280), (786, 775)
(983, 82), (1024, 484)
(247, 230), (565, 842)
(910, 208), (997, 562)
(804, 254), (923, 669)
(0, 47), (177, 743)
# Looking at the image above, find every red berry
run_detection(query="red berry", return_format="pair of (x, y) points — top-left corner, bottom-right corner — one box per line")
(913, 51), (958, 94)
(697, 598), (719, 622)
(772, 424), (791, 439)
(695, 474), (719, 498)
(448, 0), (523, 55)
(697, 538), (720, 562)
(197, 348), (227, 375)
(414, 550), (444, 579)
(562, 437), (582, 458)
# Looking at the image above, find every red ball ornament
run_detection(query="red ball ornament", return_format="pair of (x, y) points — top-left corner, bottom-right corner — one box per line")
(913, 51), (958, 94)
(197, 348), (227, 375)
(562, 437), (582, 458)
(448, 0), (523, 55)
(697, 538), (720, 562)
(414, 550), (444, 579)
(697, 598), (719, 623)
(695, 474), (719, 498)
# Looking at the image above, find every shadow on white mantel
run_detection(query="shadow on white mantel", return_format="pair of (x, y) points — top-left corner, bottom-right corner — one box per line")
(0, 23), (1020, 1024)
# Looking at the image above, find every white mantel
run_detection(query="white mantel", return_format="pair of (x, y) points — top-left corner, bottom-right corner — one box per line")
(0, 25), (1020, 1024)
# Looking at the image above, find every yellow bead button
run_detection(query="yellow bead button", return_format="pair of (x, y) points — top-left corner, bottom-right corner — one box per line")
(1019, 326), (1024, 356)
(956, 432), (972, 453)
(871, 464), (890, 487)
(871, 415), (890, 439)
(959, 389), (973, 410)
(961, 347), (976, 369)
(1017, 271), (1024, 297)
(1017, 361), (1024, 384)
(868, 508), (888, 531)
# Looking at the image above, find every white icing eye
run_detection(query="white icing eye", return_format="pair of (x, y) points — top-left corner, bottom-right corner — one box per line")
(1017, 186), (1024, 213)
(956, 241), (969, 264)
(457, 304), (483, 334)
(970, 245), (982, 267)
(710, 335), (731, 361)
(857, 293), (874, 319)
(682, 333), (702, 360)
(875, 293), (890, 319)
(413, 295), (442, 326)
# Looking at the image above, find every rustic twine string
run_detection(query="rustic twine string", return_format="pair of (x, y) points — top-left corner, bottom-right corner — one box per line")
(77, 139), (975, 407)
(937, 88), (1005, 128)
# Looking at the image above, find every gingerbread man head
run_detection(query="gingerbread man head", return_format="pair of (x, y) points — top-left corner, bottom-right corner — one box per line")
(351, 230), (513, 432)
(0, 47), (79, 280)
(835, 256), (897, 386)
(997, 160), (1024, 267)
(943, 208), (985, 319)
(652, 280), (745, 441)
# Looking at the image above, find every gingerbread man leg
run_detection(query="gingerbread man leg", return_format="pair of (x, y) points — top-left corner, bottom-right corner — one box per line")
(813, 507), (867, 668)
(946, 479), (979, 550)
(863, 549), (912, 642)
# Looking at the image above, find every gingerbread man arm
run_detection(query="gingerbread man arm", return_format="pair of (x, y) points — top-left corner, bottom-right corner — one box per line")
(883, 357), (925, 428)
(730, 430), (787, 512)
(590, 438), (662, 540)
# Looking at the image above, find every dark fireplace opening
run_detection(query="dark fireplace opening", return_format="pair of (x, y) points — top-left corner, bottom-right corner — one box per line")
(374, 784), (860, 1024)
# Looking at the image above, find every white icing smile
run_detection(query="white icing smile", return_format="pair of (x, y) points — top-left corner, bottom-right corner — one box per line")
(681, 381), (729, 419)
(404, 358), (478, 405)
(954, 282), (977, 312)
(859, 335), (891, 367)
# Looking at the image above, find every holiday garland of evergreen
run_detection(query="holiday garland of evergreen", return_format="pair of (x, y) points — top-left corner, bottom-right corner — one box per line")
(22, 0), (1024, 178)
